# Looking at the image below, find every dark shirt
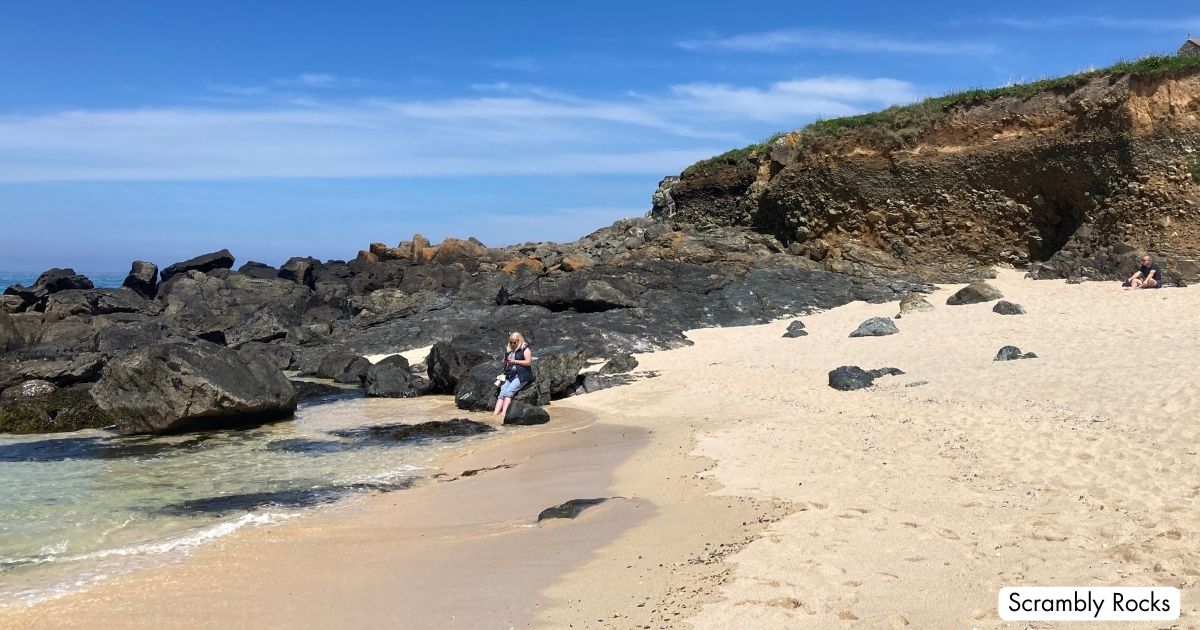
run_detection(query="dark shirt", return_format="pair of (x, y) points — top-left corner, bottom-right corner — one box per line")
(1138, 263), (1162, 284)
(504, 345), (534, 382)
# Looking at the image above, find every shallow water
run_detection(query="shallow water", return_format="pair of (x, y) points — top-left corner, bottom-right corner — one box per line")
(0, 393), (494, 606)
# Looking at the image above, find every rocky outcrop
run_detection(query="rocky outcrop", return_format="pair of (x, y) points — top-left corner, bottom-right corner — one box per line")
(122, 261), (159, 299)
(3, 269), (95, 312)
(91, 342), (297, 434)
(365, 355), (426, 398)
(652, 65), (1200, 281)
(425, 341), (493, 394)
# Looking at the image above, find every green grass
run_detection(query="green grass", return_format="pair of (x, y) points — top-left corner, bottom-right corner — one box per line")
(1190, 156), (1200, 184)
(681, 54), (1200, 174)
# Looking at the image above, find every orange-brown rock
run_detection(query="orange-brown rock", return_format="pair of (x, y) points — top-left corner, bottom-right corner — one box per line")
(501, 257), (545, 274)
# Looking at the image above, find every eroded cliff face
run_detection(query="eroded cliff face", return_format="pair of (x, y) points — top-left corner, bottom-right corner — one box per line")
(654, 69), (1200, 281)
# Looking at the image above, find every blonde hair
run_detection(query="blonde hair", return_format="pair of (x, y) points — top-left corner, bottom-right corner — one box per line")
(506, 332), (527, 353)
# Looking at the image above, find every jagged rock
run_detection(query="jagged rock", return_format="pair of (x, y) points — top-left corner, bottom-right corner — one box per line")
(0, 354), (107, 390)
(782, 320), (808, 338)
(239, 342), (296, 371)
(315, 351), (369, 384)
(992, 300), (1026, 315)
(0, 384), (115, 434)
(3, 268), (94, 312)
(1, 379), (57, 400)
(946, 282), (1003, 305)
(91, 342), (297, 434)
(899, 292), (934, 314)
(225, 307), (294, 348)
(426, 341), (493, 394)
(504, 400), (550, 425)
(994, 346), (1038, 361)
(122, 261), (159, 299)
(365, 355), (425, 398)
(828, 366), (904, 391)
(160, 249), (235, 283)
(237, 261), (280, 280)
(849, 317), (899, 337)
(279, 257), (318, 288)
(598, 353), (639, 374)
(290, 380), (352, 401)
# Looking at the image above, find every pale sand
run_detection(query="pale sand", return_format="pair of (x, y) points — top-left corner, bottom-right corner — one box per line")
(4, 269), (1198, 628)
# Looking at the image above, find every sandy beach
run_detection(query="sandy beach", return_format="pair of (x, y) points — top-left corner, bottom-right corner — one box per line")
(3, 268), (1198, 628)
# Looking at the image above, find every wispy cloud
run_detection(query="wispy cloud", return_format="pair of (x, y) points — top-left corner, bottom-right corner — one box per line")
(988, 15), (1200, 32)
(678, 28), (996, 56)
(209, 73), (368, 97)
(0, 76), (920, 182)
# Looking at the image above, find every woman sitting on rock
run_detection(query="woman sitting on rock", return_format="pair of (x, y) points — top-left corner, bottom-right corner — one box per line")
(493, 332), (533, 418)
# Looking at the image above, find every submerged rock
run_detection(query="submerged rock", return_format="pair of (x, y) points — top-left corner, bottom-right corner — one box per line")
(330, 419), (494, 441)
(91, 342), (297, 434)
(0, 384), (115, 434)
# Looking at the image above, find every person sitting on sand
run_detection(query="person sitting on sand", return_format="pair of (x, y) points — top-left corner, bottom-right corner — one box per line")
(1126, 255), (1162, 289)
(492, 332), (533, 418)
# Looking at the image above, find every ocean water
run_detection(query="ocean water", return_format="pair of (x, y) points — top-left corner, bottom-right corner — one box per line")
(0, 271), (126, 291)
(0, 393), (494, 607)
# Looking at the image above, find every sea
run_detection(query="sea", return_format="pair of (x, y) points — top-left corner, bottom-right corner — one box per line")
(0, 271), (126, 291)
(0, 392), (495, 607)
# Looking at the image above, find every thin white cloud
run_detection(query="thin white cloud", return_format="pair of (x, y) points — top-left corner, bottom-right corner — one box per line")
(678, 28), (996, 56)
(989, 15), (1200, 32)
(0, 76), (920, 182)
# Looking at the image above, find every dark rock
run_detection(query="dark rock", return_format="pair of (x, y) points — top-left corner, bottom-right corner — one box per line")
(828, 365), (904, 391)
(279, 257), (318, 288)
(1066, 276), (1083, 284)
(598, 353), (639, 374)
(225, 306), (294, 348)
(90, 342), (297, 434)
(849, 317), (899, 338)
(156, 270), (313, 339)
(0, 310), (20, 353)
(42, 289), (158, 322)
(0, 384), (115, 434)
(0, 354), (107, 390)
(905, 380), (929, 388)
(365, 355), (425, 398)
(504, 400), (550, 425)
(0, 295), (23, 314)
(333, 356), (371, 385)
(330, 419), (494, 441)
(1, 379), (57, 400)
(946, 282), (1003, 305)
(315, 350), (358, 379)
(4, 268), (94, 311)
(992, 300), (1026, 315)
(290, 380), (356, 402)
(454, 363), (509, 411)
(160, 249), (235, 283)
(95, 318), (168, 353)
(994, 346), (1038, 361)
(122, 261), (159, 299)
(239, 342), (296, 371)
(426, 341), (493, 394)
(237, 261), (280, 280)
(782, 320), (808, 338)
(537, 498), (608, 522)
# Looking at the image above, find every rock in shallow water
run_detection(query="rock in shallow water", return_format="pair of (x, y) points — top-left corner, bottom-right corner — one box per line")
(849, 317), (898, 338)
(365, 355), (427, 398)
(504, 400), (550, 426)
(330, 418), (494, 441)
(91, 342), (297, 434)
(828, 365), (905, 391)
(537, 498), (609, 522)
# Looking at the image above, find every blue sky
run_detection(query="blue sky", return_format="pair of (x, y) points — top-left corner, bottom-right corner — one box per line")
(1, 1), (1197, 270)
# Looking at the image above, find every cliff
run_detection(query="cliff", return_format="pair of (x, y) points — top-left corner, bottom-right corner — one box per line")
(653, 56), (1200, 282)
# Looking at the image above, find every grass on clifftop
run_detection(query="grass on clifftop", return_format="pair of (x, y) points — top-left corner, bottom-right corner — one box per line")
(682, 54), (1200, 176)
(1190, 156), (1200, 184)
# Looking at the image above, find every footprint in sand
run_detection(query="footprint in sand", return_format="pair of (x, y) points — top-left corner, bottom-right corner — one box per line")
(935, 528), (960, 540)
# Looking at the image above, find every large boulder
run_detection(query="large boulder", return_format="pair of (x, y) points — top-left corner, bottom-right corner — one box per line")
(453, 344), (587, 410)
(225, 306), (294, 348)
(157, 271), (313, 340)
(946, 282), (1003, 305)
(992, 301), (1026, 315)
(0, 353), (107, 390)
(454, 364), (510, 411)
(849, 317), (899, 338)
(91, 342), (297, 434)
(365, 355), (426, 398)
(279, 257), (318, 288)
(503, 400), (550, 426)
(598, 353), (639, 374)
(316, 350), (367, 381)
(160, 249), (235, 283)
(122, 261), (159, 299)
(426, 341), (493, 393)
(237, 261), (280, 280)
